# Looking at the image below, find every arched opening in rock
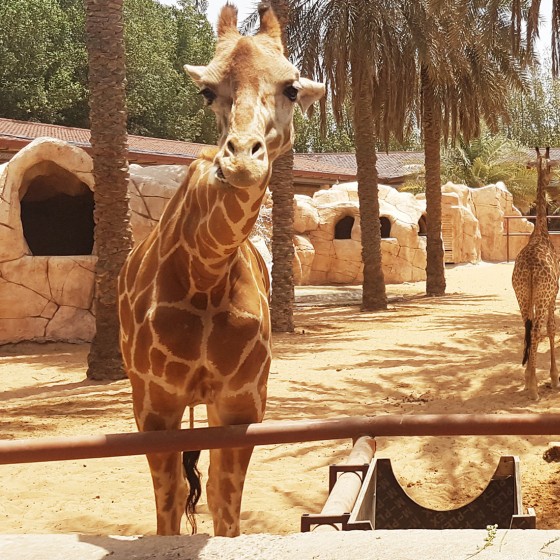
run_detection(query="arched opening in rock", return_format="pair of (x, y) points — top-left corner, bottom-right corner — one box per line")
(19, 162), (94, 256)
(380, 216), (392, 238)
(335, 215), (355, 239)
(418, 215), (427, 236)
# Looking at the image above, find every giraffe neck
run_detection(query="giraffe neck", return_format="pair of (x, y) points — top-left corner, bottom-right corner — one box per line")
(535, 164), (549, 237)
(161, 153), (270, 289)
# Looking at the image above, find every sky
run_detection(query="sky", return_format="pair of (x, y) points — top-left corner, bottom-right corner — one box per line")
(206, 1), (553, 55)
(164, 0), (554, 57)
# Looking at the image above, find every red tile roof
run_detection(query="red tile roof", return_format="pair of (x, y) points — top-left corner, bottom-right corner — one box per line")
(16, 118), (559, 185)
(0, 117), (426, 184)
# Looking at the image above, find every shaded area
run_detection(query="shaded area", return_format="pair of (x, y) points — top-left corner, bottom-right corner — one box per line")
(334, 215), (355, 239)
(19, 162), (94, 256)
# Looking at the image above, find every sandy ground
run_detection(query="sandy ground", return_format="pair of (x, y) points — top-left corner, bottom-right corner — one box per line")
(1, 261), (559, 537)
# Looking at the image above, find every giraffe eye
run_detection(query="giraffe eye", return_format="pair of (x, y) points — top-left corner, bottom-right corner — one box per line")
(199, 88), (216, 105)
(283, 85), (299, 102)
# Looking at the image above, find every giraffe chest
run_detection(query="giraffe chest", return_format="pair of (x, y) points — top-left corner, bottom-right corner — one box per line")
(120, 246), (271, 405)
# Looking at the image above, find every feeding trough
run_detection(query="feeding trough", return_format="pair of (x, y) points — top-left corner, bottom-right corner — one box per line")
(302, 454), (536, 531)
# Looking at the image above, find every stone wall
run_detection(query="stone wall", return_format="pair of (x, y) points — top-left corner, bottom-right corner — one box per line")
(470, 181), (533, 262)
(0, 140), (189, 344)
(292, 183), (427, 285)
(0, 138), (536, 343)
(0, 138), (97, 344)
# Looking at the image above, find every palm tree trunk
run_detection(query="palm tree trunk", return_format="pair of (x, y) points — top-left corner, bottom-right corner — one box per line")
(351, 58), (387, 311)
(84, 0), (133, 379)
(421, 66), (446, 297)
(269, 0), (295, 332)
(270, 150), (295, 332)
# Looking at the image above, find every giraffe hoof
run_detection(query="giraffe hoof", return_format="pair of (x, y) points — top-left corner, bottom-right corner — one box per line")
(524, 386), (540, 401)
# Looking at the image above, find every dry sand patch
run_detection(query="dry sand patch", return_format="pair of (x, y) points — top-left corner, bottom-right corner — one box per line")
(1, 262), (559, 536)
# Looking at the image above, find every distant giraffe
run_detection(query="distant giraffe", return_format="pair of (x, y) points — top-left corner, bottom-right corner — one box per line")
(117, 3), (324, 537)
(512, 147), (560, 400)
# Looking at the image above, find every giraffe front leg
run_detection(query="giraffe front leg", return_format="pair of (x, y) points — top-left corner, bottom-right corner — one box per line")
(206, 445), (255, 536)
(205, 394), (264, 537)
(133, 395), (187, 535)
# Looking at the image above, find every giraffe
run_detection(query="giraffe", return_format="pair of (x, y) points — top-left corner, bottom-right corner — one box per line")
(117, 3), (324, 537)
(512, 147), (560, 400)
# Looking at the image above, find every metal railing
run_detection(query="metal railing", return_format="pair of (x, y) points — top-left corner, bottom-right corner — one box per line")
(1, 414), (560, 465)
(504, 215), (560, 262)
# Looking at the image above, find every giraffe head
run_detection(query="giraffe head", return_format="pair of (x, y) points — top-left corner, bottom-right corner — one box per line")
(184, 3), (325, 189)
(536, 146), (552, 180)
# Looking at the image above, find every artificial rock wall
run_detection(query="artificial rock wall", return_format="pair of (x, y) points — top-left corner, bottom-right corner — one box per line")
(0, 138), (534, 343)
(292, 183), (427, 285)
(0, 139), (188, 344)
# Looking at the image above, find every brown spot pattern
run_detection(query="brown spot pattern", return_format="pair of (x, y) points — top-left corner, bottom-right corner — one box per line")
(133, 323), (153, 374)
(230, 340), (270, 391)
(207, 312), (260, 374)
(152, 306), (203, 362)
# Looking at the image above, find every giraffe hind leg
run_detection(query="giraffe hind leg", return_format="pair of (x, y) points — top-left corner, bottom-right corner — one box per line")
(547, 304), (559, 389)
(522, 318), (532, 365)
(525, 312), (545, 400)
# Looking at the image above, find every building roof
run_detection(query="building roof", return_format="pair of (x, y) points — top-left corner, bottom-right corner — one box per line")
(0, 118), (425, 185)
(4, 118), (556, 186)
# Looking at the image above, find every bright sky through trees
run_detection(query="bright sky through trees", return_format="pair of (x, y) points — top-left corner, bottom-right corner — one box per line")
(206, 0), (253, 27)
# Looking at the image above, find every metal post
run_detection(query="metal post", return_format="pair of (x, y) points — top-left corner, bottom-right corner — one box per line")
(505, 215), (510, 263)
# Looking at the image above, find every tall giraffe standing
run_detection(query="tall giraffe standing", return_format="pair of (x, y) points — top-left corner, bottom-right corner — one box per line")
(118, 3), (324, 537)
(512, 147), (560, 400)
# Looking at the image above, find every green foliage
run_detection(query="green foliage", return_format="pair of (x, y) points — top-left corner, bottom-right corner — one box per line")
(293, 99), (422, 154)
(293, 104), (354, 153)
(0, 0), (88, 124)
(441, 131), (537, 210)
(123, 0), (216, 142)
(502, 53), (560, 147)
(400, 174), (426, 196)
(0, 0), (216, 142)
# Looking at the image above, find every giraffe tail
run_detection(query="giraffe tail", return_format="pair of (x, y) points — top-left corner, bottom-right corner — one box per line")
(182, 450), (202, 534)
(522, 318), (532, 366)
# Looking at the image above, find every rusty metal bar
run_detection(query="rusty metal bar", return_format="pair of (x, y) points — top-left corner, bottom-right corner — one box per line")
(503, 214), (560, 262)
(505, 214), (510, 263)
(1, 414), (560, 465)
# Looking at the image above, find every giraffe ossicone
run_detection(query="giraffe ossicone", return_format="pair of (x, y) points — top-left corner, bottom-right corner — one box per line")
(118, 3), (324, 537)
(512, 147), (560, 400)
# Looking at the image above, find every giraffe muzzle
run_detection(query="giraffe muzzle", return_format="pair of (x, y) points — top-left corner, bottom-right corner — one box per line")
(214, 133), (269, 188)
(216, 155), (269, 188)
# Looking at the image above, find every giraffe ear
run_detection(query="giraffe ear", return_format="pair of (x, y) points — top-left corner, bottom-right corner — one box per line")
(217, 3), (239, 38)
(297, 77), (326, 114)
(184, 65), (206, 88)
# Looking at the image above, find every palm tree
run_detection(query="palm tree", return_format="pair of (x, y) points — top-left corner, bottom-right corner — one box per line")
(288, 0), (415, 311)
(268, 0), (296, 332)
(84, 0), (133, 379)
(441, 132), (536, 211)
(401, 0), (529, 296)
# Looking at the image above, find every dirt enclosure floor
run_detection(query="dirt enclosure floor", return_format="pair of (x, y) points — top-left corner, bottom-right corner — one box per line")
(1, 261), (560, 536)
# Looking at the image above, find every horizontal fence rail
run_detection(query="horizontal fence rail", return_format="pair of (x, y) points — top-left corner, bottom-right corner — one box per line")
(2, 414), (560, 465)
(504, 215), (560, 262)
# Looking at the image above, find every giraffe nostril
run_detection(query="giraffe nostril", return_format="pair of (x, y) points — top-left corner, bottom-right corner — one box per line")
(251, 142), (263, 156)
(227, 141), (235, 154)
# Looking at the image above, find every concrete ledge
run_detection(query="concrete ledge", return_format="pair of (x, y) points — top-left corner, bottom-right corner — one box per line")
(1, 530), (560, 560)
